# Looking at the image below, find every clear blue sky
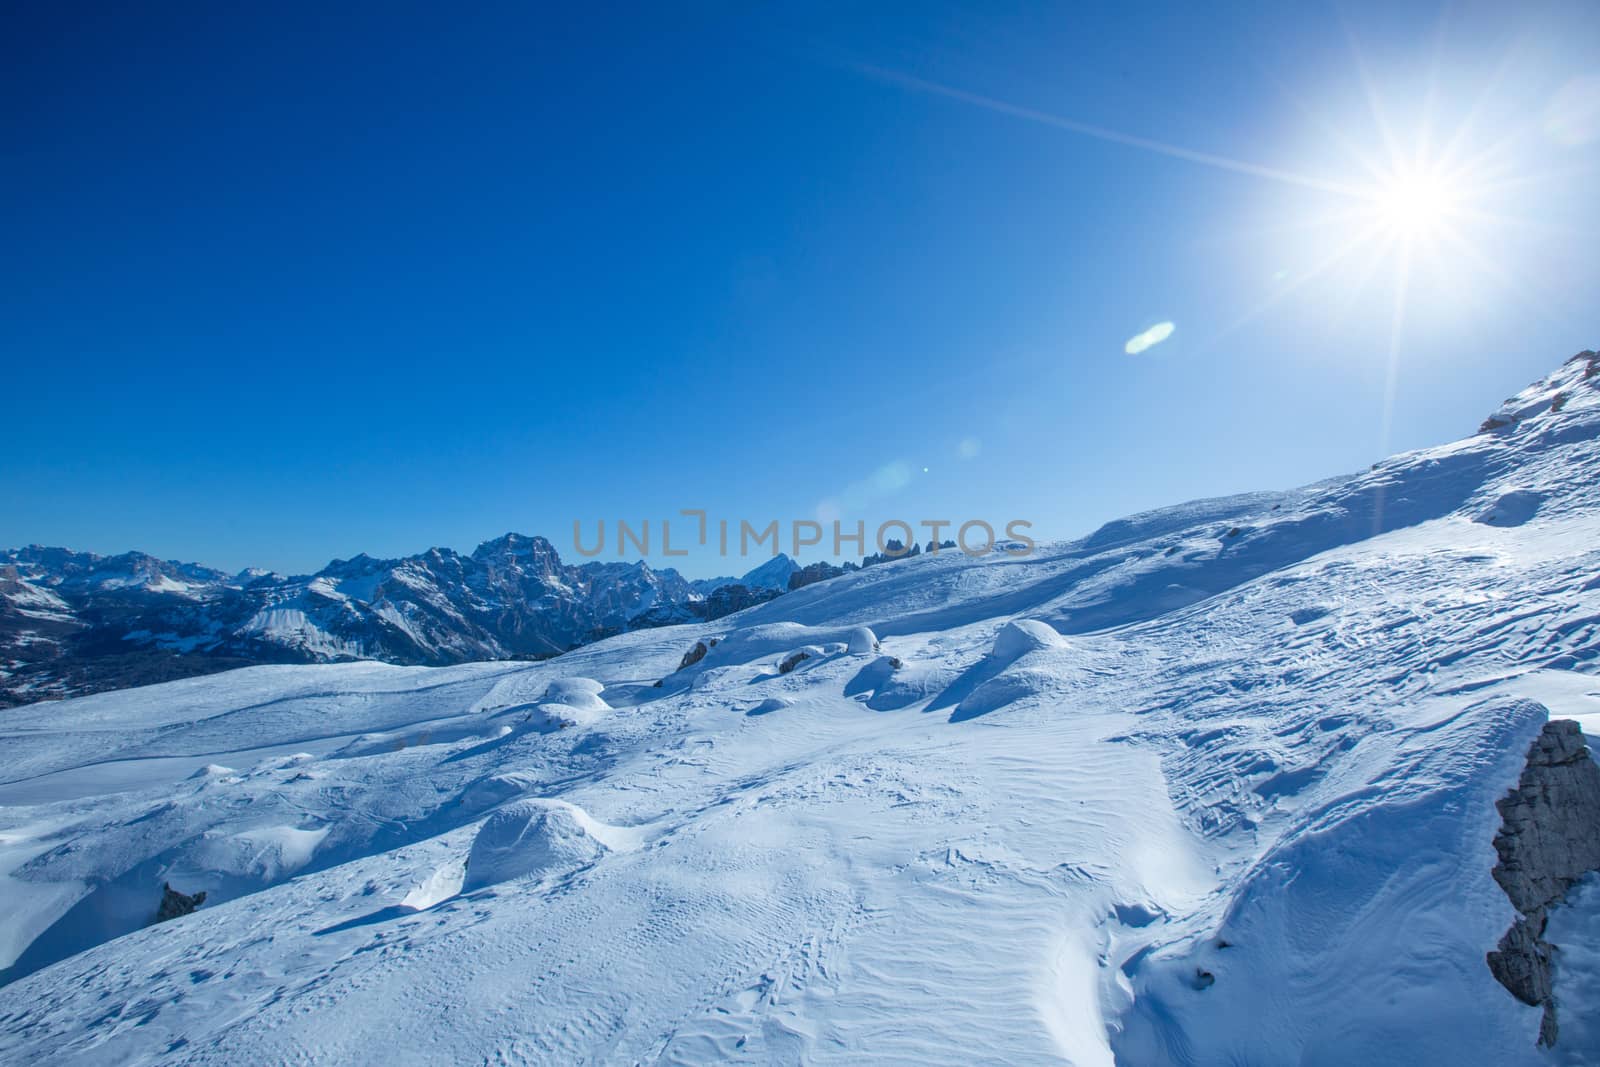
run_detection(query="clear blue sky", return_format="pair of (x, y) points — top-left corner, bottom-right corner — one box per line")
(4, 1), (1597, 578)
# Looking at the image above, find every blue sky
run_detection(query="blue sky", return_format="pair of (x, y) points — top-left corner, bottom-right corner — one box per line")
(4, 1), (1597, 578)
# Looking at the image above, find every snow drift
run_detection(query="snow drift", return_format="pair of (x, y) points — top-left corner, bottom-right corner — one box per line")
(1, 354), (1600, 1063)
(464, 798), (637, 889)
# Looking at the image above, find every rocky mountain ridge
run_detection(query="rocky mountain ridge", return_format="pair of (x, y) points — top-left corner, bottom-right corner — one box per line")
(0, 536), (803, 708)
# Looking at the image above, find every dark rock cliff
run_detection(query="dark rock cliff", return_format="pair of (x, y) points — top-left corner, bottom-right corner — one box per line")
(1486, 718), (1600, 1046)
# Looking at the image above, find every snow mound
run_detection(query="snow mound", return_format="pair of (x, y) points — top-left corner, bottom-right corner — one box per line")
(540, 677), (609, 711)
(401, 862), (465, 911)
(690, 666), (736, 691)
(1476, 489), (1544, 527)
(190, 825), (331, 882)
(953, 668), (1058, 721)
(846, 626), (880, 654)
(526, 702), (602, 731)
(458, 771), (541, 811)
(464, 799), (632, 890)
(855, 658), (951, 711)
(991, 619), (1064, 661)
(748, 696), (794, 716)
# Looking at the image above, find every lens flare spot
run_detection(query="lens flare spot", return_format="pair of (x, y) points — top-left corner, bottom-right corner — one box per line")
(1125, 322), (1175, 355)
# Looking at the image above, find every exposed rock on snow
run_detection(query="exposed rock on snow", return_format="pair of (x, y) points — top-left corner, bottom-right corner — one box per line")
(1487, 719), (1600, 1046)
(676, 638), (715, 671)
(778, 648), (817, 674)
(154, 883), (206, 924)
(789, 561), (846, 591)
(698, 582), (782, 620)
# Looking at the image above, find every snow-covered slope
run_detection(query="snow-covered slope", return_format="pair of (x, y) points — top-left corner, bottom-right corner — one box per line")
(2, 353), (1599, 1064)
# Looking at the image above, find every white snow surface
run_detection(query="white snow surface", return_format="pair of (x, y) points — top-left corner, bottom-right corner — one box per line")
(845, 625), (880, 655)
(2, 356), (1600, 1063)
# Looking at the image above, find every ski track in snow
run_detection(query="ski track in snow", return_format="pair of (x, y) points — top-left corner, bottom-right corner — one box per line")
(2, 357), (1600, 1063)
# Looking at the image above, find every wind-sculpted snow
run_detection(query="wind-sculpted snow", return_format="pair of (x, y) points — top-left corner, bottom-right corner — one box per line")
(463, 798), (643, 890)
(1115, 696), (1548, 1063)
(1, 356), (1599, 1063)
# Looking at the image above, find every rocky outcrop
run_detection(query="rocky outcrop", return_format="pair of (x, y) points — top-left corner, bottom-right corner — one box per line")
(154, 882), (207, 924)
(698, 583), (780, 620)
(677, 639), (713, 671)
(860, 541), (920, 569)
(788, 562), (845, 591)
(0, 536), (714, 707)
(1486, 718), (1600, 1047)
(1477, 350), (1597, 437)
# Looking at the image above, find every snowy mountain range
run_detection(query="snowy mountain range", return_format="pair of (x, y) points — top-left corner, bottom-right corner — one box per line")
(1, 351), (1600, 1063)
(0, 538), (802, 708)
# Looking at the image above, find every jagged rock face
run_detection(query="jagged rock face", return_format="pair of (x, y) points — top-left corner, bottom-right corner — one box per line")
(1479, 350), (1599, 435)
(1489, 917), (1554, 1009)
(1491, 721), (1600, 912)
(1, 535), (865, 706)
(0, 536), (708, 706)
(789, 561), (845, 591)
(154, 882), (207, 924)
(676, 638), (720, 672)
(1486, 718), (1600, 1047)
(699, 583), (779, 620)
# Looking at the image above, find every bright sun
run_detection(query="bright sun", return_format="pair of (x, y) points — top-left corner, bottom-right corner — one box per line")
(1371, 169), (1464, 239)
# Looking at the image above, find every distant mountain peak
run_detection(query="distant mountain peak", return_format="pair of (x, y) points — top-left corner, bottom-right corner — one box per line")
(472, 532), (557, 558)
(0, 532), (805, 707)
(740, 553), (800, 591)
